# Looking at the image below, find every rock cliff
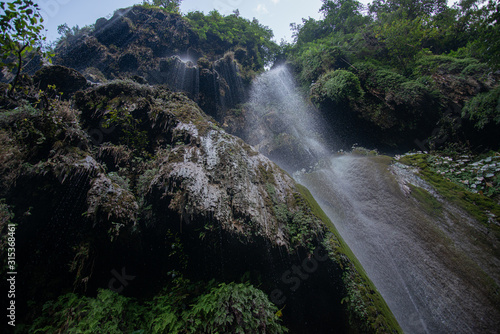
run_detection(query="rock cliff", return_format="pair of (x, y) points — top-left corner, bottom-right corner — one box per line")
(0, 74), (401, 332)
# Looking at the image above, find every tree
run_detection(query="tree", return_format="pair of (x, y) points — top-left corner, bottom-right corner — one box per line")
(369, 0), (448, 20)
(143, 0), (182, 13)
(0, 0), (50, 95)
(461, 0), (500, 69)
(57, 23), (71, 37)
(375, 16), (438, 72)
(185, 10), (277, 70)
(291, 18), (329, 46)
(320, 0), (368, 34)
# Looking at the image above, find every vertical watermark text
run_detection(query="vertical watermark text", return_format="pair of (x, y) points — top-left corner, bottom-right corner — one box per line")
(6, 223), (17, 327)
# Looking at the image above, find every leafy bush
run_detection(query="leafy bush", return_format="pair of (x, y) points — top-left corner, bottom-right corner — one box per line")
(462, 85), (500, 129)
(365, 68), (406, 91)
(185, 10), (276, 71)
(374, 16), (438, 71)
(311, 69), (363, 104)
(461, 63), (491, 79)
(414, 55), (481, 75)
(295, 42), (347, 83)
(103, 108), (149, 156)
(31, 282), (287, 334)
(142, 0), (181, 13)
(186, 282), (287, 333)
(31, 289), (146, 333)
(394, 80), (436, 107)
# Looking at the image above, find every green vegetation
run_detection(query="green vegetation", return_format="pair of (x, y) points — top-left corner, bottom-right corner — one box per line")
(102, 107), (150, 156)
(267, 183), (320, 253)
(398, 153), (500, 232)
(287, 0), (499, 149)
(183, 282), (287, 333)
(30, 281), (287, 334)
(311, 69), (364, 104)
(56, 23), (94, 49)
(0, 0), (52, 96)
(462, 85), (500, 130)
(142, 0), (182, 13)
(185, 10), (277, 72)
(31, 289), (145, 333)
(408, 184), (443, 216)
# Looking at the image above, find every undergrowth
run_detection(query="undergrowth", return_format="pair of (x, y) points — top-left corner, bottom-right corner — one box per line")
(29, 280), (287, 334)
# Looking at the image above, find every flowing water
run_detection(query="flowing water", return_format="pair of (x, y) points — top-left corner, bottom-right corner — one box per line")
(247, 65), (500, 333)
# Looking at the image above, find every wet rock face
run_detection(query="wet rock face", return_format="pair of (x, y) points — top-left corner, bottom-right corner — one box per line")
(148, 125), (293, 247)
(73, 80), (299, 248)
(87, 172), (139, 226)
(50, 6), (248, 121)
(0, 78), (402, 333)
(146, 53), (246, 119)
(94, 11), (134, 48)
(53, 7), (195, 80)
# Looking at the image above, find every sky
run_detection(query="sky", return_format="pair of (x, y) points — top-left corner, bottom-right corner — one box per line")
(34, 0), (369, 44)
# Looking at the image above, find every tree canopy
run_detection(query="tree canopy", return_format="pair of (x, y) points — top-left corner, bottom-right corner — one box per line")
(287, 0), (500, 150)
(0, 0), (50, 94)
(143, 0), (182, 13)
(185, 10), (277, 71)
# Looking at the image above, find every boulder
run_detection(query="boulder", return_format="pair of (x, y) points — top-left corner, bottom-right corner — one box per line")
(33, 65), (88, 99)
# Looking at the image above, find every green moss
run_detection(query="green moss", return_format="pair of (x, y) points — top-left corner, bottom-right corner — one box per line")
(258, 163), (276, 185)
(351, 146), (379, 156)
(408, 184), (443, 217)
(399, 154), (500, 234)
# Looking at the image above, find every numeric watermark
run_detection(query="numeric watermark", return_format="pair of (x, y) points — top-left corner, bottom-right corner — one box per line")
(5, 223), (17, 327)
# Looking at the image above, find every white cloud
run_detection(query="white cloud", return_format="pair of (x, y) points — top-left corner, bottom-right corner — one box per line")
(270, 0), (280, 4)
(255, 4), (269, 14)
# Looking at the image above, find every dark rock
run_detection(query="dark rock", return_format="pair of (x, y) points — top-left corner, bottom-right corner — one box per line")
(118, 53), (139, 71)
(33, 65), (88, 99)
(95, 17), (108, 32)
(50, 6), (249, 120)
(54, 36), (108, 71)
(94, 13), (134, 47)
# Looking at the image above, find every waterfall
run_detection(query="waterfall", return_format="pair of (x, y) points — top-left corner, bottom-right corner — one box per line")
(149, 54), (245, 119)
(245, 65), (339, 171)
(155, 56), (200, 101)
(247, 65), (500, 333)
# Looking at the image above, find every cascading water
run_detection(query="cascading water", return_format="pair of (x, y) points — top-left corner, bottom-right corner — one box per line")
(151, 56), (200, 100)
(246, 65), (500, 333)
(148, 54), (246, 119)
(245, 66), (337, 171)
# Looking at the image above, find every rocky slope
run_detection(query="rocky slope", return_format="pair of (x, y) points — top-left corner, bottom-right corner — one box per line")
(50, 6), (249, 121)
(0, 66), (401, 333)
